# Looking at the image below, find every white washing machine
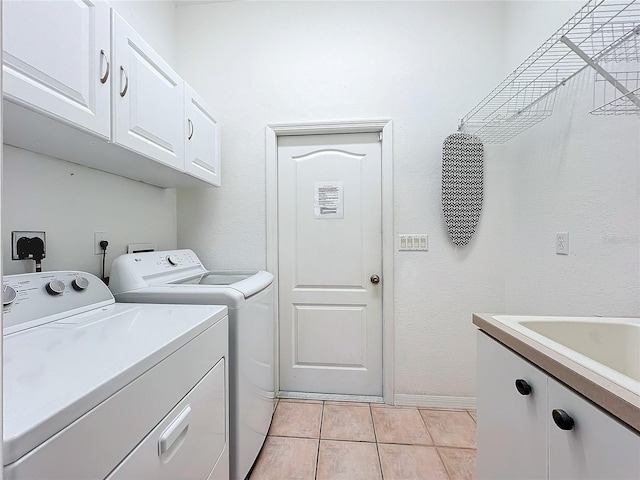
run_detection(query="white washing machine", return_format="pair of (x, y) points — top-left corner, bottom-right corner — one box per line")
(109, 249), (276, 480)
(3, 271), (229, 480)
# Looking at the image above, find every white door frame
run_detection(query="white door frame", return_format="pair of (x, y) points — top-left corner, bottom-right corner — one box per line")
(266, 119), (395, 404)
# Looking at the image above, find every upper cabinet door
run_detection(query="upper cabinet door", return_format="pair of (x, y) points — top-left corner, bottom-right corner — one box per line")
(184, 84), (221, 186)
(113, 13), (184, 170)
(2, 0), (111, 138)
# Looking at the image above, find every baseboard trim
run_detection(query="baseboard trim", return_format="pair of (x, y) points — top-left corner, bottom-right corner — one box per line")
(394, 394), (476, 410)
(278, 391), (384, 404)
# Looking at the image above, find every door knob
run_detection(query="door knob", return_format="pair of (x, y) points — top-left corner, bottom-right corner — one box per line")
(370, 274), (380, 284)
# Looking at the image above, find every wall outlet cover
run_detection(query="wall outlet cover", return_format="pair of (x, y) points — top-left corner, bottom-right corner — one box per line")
(94, 232), (110, 255)
(556, 232), (569, 255)
(12, 231), (46, 260)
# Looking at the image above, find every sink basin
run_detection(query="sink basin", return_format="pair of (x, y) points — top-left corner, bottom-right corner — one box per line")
(492, 316), (640, 396)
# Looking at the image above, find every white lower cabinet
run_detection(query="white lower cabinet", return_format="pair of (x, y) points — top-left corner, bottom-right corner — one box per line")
(477, 332), (548, 479)
(548, 378), (640, 480)
(477, 331), (640, 480)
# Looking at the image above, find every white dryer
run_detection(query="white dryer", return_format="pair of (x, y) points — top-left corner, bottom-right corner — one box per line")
(109, 249), (275, 480)
(3, 271), (229, 480)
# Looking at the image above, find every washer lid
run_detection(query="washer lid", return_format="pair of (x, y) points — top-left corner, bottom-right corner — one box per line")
(108, 250), (274, 299)
(173, 270), (274, 298)
(3, 302), (227, 466)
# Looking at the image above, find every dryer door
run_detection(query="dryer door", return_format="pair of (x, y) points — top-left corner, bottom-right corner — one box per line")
(106, 358), (228, 480)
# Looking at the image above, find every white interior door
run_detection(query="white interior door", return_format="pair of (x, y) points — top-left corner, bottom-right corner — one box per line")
(277, 133), (382, 396)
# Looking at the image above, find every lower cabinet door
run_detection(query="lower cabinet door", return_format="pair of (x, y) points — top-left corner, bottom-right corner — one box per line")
(107, 358), (228, 480)
(477, 332), (548, 480)
(548, 378), (640, 480)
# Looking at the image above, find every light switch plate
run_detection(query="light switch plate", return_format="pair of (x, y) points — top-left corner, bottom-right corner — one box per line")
(399, 234), (428, 251)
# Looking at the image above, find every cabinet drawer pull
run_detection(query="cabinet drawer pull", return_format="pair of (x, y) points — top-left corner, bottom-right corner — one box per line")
(515, 379), (532, 395)
(120, 66), (129, 97)
(188, 118), (194, 139)
(552, 409), (574, 430)
(99, 49), (110, 84)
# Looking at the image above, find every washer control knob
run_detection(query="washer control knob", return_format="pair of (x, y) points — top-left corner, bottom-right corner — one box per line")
(167, 255), (180, 266)
(3, 285), (17, 306)
(45, 280), (65, 295)
(72, 276), (89, 291)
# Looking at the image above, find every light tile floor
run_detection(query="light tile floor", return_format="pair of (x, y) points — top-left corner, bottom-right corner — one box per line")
(249, 399), (477, 480)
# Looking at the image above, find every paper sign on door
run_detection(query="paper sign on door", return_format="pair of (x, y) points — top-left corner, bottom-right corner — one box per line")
(314, 182), (344, 219)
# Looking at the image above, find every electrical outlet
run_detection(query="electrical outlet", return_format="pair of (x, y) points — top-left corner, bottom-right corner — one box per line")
(12, 231), (46, 260)
(556, 232), (569, 255)
(94, 232), (110, 255)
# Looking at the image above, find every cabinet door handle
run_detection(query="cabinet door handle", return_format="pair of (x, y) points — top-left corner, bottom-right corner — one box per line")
(188, 119), (194, 139)
(552, 409), (575, 430)
(515, 379), (532, 395)
(119, 66), (129, 97)
(99, 49), (110, 84)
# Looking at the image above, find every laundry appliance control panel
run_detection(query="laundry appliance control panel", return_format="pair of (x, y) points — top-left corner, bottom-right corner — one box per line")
(3, 271), (114, 334)
(109, 249), (206, 291)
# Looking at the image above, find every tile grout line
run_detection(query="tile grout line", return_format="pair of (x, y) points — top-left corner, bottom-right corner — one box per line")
(265, 432), (473, 447)
(314, 401), (325, 480)
(417, 407), (435, 446)
(419, 409), (453, 480)
(435, 446), (455, 480)
(369, 403), (385, 480)
(466, 409), (477, 424)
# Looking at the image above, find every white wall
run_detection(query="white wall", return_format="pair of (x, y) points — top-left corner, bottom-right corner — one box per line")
(3, 0), (633, 407)
(503, 1), (583, 72)
(175, 1), (510, 404)
(109, 0), (178, 67)
(2, 1), (180, 277)
(501, 2), (640, 316)
(2, 146), (178, 276)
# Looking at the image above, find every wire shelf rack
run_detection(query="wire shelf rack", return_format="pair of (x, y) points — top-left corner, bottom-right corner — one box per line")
(459, 0), (640, 144)
(591, 69), (640, 113)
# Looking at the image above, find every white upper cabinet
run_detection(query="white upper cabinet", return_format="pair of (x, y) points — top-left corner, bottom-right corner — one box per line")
(2, 0), (111, 138)
(112, 13), (185, 171)
(184, 84), (221, 186)
(2, 2), (219, 188)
